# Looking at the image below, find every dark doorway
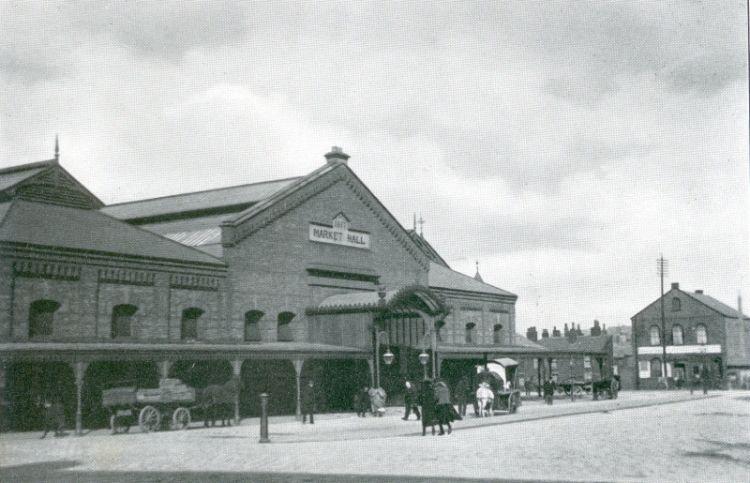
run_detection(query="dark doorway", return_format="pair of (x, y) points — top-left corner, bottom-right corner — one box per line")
(5, 362), (75, 431)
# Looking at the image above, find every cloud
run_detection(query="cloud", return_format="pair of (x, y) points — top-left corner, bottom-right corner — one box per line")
(0, 0), (747, 335)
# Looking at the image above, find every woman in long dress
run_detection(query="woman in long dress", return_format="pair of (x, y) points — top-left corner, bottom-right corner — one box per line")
(368, 387), (387, 416)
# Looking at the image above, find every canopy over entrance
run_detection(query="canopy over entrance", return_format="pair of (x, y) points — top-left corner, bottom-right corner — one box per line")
(309, 284), (449, 317)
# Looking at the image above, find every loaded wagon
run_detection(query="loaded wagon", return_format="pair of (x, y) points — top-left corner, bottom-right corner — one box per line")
(102, 378), (196, 434)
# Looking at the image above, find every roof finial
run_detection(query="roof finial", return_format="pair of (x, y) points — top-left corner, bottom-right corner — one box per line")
(413, 213), (417, 231)
(54, 134), (59, 162)
(417, 214), (425, 237)
(474, 260), (484, 282)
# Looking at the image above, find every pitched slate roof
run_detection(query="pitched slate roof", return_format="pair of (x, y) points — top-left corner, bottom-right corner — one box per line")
(511, 333), (547, 349)
(101, 177), (300, 221)
(536, 335), (611, 353)
(686, 291), (748, 319)
(0, 163), (50, 193)
(0, 199), (224, 266)
(0, 159), (104, 208)
(407, 230), (450, 267)
(428, 262), (516, 298)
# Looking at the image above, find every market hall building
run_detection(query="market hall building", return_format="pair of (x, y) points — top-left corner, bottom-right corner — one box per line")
(0, 146), (544, 433)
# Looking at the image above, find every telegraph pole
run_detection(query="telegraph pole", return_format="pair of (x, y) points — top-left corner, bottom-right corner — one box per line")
(657, 255), (669, 388)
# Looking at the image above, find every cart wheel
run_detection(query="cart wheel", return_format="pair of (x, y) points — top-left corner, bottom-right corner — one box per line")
(172, 407), (191, 430)
(139, 405), (161, 433)
(110, 414), (129, 434)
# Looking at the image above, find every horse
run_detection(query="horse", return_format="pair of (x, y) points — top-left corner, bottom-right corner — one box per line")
(199, 380), (238, 427)
(475, 384), (494, 417)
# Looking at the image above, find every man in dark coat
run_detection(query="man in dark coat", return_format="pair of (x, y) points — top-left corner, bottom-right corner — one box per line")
(301, 380), (316, 424)
(402, 380), (421, 420)
(543, 379), (554, 405)
(418, 379), (437, 436)
(40, 397), (65, 439)
(355, 386), (370, 417)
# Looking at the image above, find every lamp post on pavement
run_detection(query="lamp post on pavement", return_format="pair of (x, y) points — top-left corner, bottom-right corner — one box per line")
(375, 330), (394, 389)
(374, 286), (394, 389)
(418, 327), (438, 380)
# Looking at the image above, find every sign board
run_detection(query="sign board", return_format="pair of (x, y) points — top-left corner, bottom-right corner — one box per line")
(637, 344), (721, 355)
(309, 213), (370, 250)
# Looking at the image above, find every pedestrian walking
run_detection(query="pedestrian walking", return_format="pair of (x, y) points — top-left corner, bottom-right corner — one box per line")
(355, 386), (370, 417)
(301, 379), (316, 424)
(454, 376), (469, 417)
(40, 397), (65, 439)
(369, 387), (387, 416)
(543, 379), (554, 405)
(402, 380), (421, 420)
(419, 379), (438, 436)
(690, 370), (700, 395)
(433, 380), (453, 435)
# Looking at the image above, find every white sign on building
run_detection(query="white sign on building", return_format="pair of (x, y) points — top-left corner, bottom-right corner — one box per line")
(309, 213), (371, 250)
(637, 344), (722, 355)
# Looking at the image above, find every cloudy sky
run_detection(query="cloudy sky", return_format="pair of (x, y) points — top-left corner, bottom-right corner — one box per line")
(1, 1), (748, 334)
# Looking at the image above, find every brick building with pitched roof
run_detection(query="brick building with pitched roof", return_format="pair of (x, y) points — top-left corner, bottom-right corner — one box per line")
(631, 282), (750, 390)
(2, 145), (559, 433)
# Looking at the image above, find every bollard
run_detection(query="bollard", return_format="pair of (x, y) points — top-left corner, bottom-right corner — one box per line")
(259, 393), (270, 443)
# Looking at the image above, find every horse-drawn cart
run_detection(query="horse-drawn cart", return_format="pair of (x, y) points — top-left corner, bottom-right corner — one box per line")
(102, 378), (196, 434)
(494, 389), (521, 414)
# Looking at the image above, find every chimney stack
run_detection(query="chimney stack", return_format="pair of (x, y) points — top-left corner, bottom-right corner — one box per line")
(695, 290), (703, 294)
(671, 282), (679, 290)
(541, 328), (550, 339)
(552, 326), (561, 337)
(591, 320), (602, 336)
(526, 326), (538, 342)
(563, 323), (570, 337)
(324, 146), (350, 165)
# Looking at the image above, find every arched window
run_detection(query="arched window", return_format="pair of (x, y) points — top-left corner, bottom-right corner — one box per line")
(181, 308), (203, 340)
(111, 304), (137, 339)
(672, 298), (681, 312)
(672, 325), (684, 345)
(649, 325), (661, 346)
(28, 299), (60, 338)
(465, 323), (476, 344)
(435, 320), (446, 342)
(493, 324), (504, 344)
(244, 310), (263, 342)
(695, 324), (708, 344)
(277, 312), (295, 342)
(650, 358), (662, 378)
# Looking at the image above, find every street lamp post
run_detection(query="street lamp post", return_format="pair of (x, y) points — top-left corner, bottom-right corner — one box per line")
(375, 330), (394, 389)
(373, 286), (394, 389)
(418, 326), (438, 380)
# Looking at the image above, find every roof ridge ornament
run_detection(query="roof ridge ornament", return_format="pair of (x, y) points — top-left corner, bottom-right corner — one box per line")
(474, 260), (484, 282)
(54, 134), (59, 163)
(324, 146), (350, 165)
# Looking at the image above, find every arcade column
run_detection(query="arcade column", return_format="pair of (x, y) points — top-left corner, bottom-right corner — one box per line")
(231, 359), (243, 425)
(292, 359), (304, 421)
(72, 361), (88, 436)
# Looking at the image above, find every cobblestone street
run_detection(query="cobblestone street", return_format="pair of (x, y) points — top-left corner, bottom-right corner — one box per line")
(1, 391), (748, 482)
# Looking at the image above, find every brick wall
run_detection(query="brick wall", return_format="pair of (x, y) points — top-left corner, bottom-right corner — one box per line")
(224, 179), (427, 344)
(1, 251), (226, 343)
(632, 288), (729, 389)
